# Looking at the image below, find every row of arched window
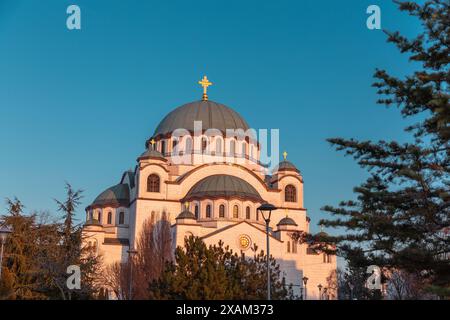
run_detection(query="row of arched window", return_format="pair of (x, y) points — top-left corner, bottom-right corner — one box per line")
(146, 175), (297, 204)
(89, 210), (125, 225)
(192, 204), (258, 220)
(156, 136), (257, 159)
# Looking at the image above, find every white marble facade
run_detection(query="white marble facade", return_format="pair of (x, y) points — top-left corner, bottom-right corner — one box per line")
(83, 94), (336, 299)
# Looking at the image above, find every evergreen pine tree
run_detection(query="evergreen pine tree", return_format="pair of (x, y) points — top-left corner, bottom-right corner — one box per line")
(320, 0), (449, 298)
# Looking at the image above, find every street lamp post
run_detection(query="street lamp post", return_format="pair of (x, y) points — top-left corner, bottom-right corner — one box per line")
(318, 284), (323, 300)
(349, 283), (354, 300)
(127, 249), (138, 300)
(257, 203), (277, 301)
(302, 276), (308, 300)
(0, 224), (12, 281)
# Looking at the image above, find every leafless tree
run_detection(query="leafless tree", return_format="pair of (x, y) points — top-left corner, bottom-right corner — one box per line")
(104, 212), (173, 299)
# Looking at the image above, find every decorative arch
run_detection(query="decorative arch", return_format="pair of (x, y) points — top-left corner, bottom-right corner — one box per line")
(171, 163), (280, 194)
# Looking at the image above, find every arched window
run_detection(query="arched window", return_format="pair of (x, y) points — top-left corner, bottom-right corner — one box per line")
(292, 242), (297, 253)
(147, 174), (160, 192)
(206, 204), (211, 218)
(219, 204), (225, 218)
(185, 136), (192, 154)
(172, 139), (179, 153)
(194, 205), (199, 219)
(119, 212), (125, 225)
(285, 185), (297, 202)
(256, 211), (259, 221)
(160, 140), (166, 154)
(216, 138), (222, 154)
(107, 212), (112, 224)
(246, 206), (251, 219)
(242, 143), (246, 156)
(229, 140), (236, 155)
(201, 137), (208, 153)
(233, 205), (239, 219)
(96, 211), (102, 222)
(287, 241), (291, 253)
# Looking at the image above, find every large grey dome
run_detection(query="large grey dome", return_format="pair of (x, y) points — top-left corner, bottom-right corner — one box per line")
(183, 175), (263, 202)
(153, 100), (249, 137)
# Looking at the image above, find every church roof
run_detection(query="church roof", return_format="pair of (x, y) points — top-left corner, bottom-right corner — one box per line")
(153, 100), (249, 137)
(273, 160), (300, 173)
(277, 217), (298, 226)
(121, 170), (136, 189)
(176, 209), (197, 220)
(138, 149), (166, 161)
(88, 183), (130, 209)
(183, 175), (263, 202)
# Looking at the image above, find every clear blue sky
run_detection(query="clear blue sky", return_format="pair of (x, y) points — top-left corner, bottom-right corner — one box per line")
(0, 0), (421, 233)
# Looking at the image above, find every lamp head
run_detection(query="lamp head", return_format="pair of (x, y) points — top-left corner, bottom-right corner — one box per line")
(257, 203), (277, 222)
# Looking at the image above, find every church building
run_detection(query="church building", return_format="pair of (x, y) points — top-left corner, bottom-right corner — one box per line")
(82, 77), (336, 299)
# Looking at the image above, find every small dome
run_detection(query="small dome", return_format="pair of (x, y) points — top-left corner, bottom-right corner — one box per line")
(89, 184), (130, 208)
(273, 160), (300, 173)
(315, 231), (329, 238)
(138, 149), (166, 161)
(85, 219), (102, 227)
(153, 100), (249, 137)
(176, 210), (196, 220)
(183, 175), (263, 202)
(277, 217), (298, 227)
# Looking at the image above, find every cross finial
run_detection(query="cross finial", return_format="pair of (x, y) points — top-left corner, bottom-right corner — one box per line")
(283, 151), (288, 161)
(320, 224), (324, 232)
(198, 76), (213, 101)
(184, 201), (190, 210)
(285, 208), (289, 218)
(150, 138), (156, 150)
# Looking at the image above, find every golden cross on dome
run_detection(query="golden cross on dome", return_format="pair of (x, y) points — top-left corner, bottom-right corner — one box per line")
(184, 201), (190, 209)
(198, 76), (213, 101)
(150, 138), (156, 149)
(283, 151), (288, 161)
